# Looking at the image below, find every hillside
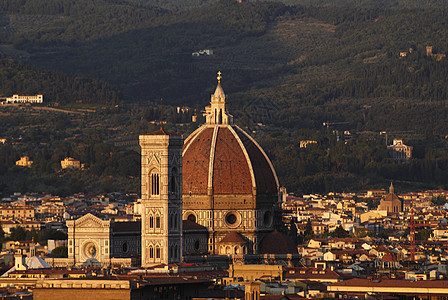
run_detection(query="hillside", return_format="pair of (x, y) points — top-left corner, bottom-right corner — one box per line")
(1, 0), (448, 194)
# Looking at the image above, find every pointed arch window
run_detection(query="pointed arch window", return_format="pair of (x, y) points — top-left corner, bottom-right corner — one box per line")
(149, 246), (154, 259)
(149, 216), (154, 228)
(156, 246), (161, 259)
(151, 171), (160, 196)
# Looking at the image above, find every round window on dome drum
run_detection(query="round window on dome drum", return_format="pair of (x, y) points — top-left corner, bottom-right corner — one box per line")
(187, 214), (196, 223)
(226, 213), (237, 225)
(264, 211), (272, 227)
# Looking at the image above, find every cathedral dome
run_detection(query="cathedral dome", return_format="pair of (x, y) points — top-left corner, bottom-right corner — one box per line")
(182, 124), (278, 201)
(182, 72), (278, 206)
(182, 72), (279, 255)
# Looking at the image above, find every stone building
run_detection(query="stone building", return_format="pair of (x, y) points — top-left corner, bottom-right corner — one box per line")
(61, 73), (292, 268)
(5, 94), (43, 104)
(139, 128), (183, 267)
(61, 157), (83, 169)
(378, 183), (402, 214)
(182, 72), (280, 255)
(387, 139), (412, 163)
(16, 156), (33, 167)
(65, 213), (140, 267)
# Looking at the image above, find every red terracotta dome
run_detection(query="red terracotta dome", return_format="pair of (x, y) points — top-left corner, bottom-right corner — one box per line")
(182, 124), (278, 199)
(181, 72), (279, 255)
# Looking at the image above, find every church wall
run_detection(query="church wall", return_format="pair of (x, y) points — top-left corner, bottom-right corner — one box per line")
(110, 233), (140, 258)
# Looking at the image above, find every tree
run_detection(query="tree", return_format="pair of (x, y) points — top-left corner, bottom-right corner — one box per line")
(51, 246), (68, 258)
(9, 226), (26, 241)
(431, 195), (447, 206)
(416, 228), (432, 241)
(331, 225), (350, 238)
(304, 219), (314, 240)
(288, 218), (299, 245)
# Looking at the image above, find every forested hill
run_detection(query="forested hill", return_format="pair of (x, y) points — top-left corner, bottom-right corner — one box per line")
(2, 0), (448, 131)
(2, 0), (448, 194)
(0, 56), (119, 104)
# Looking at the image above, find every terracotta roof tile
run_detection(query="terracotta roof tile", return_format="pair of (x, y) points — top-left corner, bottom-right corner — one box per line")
(219, 232), (247, 244)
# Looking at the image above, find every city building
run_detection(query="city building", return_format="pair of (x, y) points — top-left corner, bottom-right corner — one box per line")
(387, 139), (412, 163)
(139, 127), (183, 266)
(4, 94), (43, 104)
(16, 156), (33, 167)
(65, 213), (140, 267)
(61, 73), (288, 269)
(182, 72), (280, 255)
(61, 157), (83, 169)
(299, 140), (317, 148)
(0, 205), (35, 220)
(378, 183), (402, 214)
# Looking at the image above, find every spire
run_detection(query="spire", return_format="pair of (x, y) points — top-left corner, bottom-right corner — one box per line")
(213, 72), (225, 100)
(204, 71), (233, 125)
(389, 182), (394, 194)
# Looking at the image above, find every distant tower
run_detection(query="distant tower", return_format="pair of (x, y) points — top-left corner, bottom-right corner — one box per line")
(140, 128), (183, 267)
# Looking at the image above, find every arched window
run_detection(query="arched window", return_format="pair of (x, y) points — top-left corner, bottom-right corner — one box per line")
(151, 172), (160, 195)
(156, 246), (161, 259)
(187, 213), (196, 223)
(149, 246), (154, 259)
(156, 216), (161, 228)
(149, 216), (154, 228)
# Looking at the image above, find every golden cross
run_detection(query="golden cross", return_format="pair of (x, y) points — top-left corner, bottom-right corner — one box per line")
(217, 71), (222, 82)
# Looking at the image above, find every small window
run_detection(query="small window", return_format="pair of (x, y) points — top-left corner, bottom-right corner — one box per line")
(149, 246), (154, 258)
(156, 216), (161, 228)
(156, 247), (161, 259)
(150, 216), (154, 228)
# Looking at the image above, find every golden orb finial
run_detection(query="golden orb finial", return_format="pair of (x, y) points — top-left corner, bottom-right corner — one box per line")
(217, 71), (222, 83)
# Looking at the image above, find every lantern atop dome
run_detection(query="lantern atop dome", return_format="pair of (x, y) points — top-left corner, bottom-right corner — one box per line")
(204, 71), (233, 125)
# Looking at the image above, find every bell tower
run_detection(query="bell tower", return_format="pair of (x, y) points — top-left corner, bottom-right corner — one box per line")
(140, 128), (183, 267)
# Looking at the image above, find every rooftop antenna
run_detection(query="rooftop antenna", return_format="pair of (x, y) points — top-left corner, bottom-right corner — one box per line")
(160, 97), (163, 130)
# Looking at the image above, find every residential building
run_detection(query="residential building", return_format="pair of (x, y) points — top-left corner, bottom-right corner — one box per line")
(16, 156), (33, 167)
(387, 139), (412, 163)
(61, 157), (83, 169)
(4, 94), (43, 104)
